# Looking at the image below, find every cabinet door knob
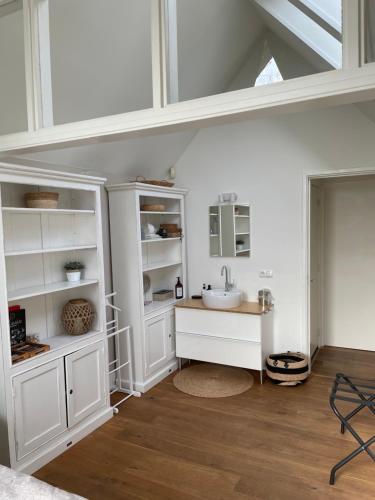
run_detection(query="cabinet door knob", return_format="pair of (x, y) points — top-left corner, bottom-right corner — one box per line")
(69, 389), (73, 395)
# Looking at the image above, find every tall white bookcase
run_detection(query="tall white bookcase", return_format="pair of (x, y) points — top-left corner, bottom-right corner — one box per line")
(107, 182), (187, 393)
(0, 161), (112, 473)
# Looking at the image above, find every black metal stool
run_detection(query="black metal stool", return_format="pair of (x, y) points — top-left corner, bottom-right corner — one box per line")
(329, 373), (375, 485)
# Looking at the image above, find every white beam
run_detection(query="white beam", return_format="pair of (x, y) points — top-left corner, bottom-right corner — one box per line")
(151, 0), (166, 108)
(342, 0), (360, 69)
(23, 0), (53, 130)
(163, 0), (179, 104)
(255, 0), (342, 68)
(1, 63), (375, 154)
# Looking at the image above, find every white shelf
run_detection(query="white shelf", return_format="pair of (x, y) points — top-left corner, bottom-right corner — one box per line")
(236, 232), (250, 235)
(8, 279), (98, 302)
(11, 330), (102, 368)
(5, 244), (97, 257)
(235, 215), (250, 218)
(2, 207), (95, 215)
(140, 211), (181, 215)
(210, 234), (219, 237)
(141, 237), (180, 244)
(144, 297), (182, 316)
(209, 213), (219, 216)
(142, 261), (182, 272)
(236, 248), (250, 254)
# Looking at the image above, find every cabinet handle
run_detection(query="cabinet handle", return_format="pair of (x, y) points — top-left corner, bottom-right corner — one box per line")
(69, 389), (73, 395)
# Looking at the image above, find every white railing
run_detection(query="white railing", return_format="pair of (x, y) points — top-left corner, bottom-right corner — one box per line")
(105, 292), (138, 413)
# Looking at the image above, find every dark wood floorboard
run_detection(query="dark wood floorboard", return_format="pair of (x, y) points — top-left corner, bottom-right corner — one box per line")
(34, 346), (375, 499)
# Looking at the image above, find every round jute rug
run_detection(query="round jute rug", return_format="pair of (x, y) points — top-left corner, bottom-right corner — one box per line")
(173, 363), (254, 398)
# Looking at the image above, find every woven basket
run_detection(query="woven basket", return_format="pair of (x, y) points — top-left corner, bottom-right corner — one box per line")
(61, 299), (95, 336)
(140, 204), (166, 212)
(136, 176), (175, 188)
(25, 192), (59, 209)
(266, 352), (309, 386)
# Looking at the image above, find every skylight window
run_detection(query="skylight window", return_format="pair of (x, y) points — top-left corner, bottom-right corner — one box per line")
(255, 58), (283, 87)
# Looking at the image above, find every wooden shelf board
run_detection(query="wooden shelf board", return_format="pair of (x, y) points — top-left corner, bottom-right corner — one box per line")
(11, 330), (102, 368)
(2, 207), (95, 215)
(140, 211), (181, 215)
(141, 237), (180, 244)
(5, 244), (97, 257)
(142, 261), (182, 272)
(8, 279), (98, 302)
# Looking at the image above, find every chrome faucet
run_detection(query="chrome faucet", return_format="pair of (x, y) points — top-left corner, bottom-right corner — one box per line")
(221, 265), (234, 292)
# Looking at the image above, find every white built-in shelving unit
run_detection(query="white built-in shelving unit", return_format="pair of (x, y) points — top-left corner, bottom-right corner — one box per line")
(107, 182), (187, 393)
(0, 161), (112, 474)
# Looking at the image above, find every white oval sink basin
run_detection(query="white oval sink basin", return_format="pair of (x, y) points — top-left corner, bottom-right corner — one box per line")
(202, 289), (242, 309)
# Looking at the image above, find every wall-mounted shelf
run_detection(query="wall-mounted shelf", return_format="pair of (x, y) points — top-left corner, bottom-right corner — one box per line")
(2, 207), (95, 215)
(5, 244), (97, 257)
(235, 215), (250, 218)
(236, 248), (250, 255)
(8, 279), (98, 302)
(142, 261), (181, 272)
(236, 232), (250, 236)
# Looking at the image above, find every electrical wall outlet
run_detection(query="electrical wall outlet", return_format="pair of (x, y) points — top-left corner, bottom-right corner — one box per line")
(259, 270), (273, 278)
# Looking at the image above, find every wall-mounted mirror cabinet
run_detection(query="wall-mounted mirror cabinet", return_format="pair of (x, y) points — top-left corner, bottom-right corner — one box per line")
(209, 204), (250, 257)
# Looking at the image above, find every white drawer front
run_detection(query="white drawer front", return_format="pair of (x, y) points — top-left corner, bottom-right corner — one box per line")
(176, 331), (262, 370)
(176, 308), (261, 342)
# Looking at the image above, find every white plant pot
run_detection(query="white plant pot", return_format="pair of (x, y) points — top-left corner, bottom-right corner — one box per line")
(236, 244), (244, 251)
(66, 271), (81, 282)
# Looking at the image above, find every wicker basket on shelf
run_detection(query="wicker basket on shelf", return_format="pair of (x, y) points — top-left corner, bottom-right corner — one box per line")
(25, 192), (59, 209)
(61, 299), (95, 336)
(135, 176), (175, 188)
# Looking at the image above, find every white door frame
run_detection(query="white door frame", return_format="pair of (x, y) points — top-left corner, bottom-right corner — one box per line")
(303, 166), (375, 359)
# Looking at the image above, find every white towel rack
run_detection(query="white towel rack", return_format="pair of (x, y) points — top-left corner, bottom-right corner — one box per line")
(106, 292), (139, 413)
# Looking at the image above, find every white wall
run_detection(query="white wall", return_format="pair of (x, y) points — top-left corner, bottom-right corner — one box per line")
(175, 105), (375, 353)
(323, 178), (375, 351)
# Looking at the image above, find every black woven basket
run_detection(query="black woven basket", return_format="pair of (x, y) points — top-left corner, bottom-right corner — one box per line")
(266, 352), (309, 386)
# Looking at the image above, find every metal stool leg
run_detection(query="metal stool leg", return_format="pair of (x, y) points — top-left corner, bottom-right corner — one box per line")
(330, 435), (375, 485)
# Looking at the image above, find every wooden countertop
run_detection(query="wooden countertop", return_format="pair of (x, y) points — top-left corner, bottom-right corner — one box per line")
(175, 298), (272, 315)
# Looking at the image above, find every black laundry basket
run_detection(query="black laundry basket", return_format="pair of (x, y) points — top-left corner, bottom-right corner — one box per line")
(266, 352), (309, 386)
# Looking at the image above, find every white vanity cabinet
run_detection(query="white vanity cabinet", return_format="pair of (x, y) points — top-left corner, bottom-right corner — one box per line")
(175, 300), (273, 382)
(13, 340), (106, 464)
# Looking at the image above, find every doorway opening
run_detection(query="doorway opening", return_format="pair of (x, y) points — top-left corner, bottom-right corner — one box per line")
(308, 173), (375, 361)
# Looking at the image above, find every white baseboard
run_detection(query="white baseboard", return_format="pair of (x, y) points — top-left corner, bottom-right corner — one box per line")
(16, 406), (113, 475)
(122, 360), (178, 394)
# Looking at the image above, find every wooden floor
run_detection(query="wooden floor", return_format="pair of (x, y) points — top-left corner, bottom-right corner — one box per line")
(35, 347), (375, 499)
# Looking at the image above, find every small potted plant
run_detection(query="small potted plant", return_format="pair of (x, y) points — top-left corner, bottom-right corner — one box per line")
(236, 239), (245, 251)
(64, 261), (85, 282)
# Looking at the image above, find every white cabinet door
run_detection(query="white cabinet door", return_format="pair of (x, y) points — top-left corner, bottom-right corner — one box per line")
(13, 359), (67, 460)
(144, 314), (168, 376)
(65, 342), (105, 428)
(165, 309), (176, 359)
